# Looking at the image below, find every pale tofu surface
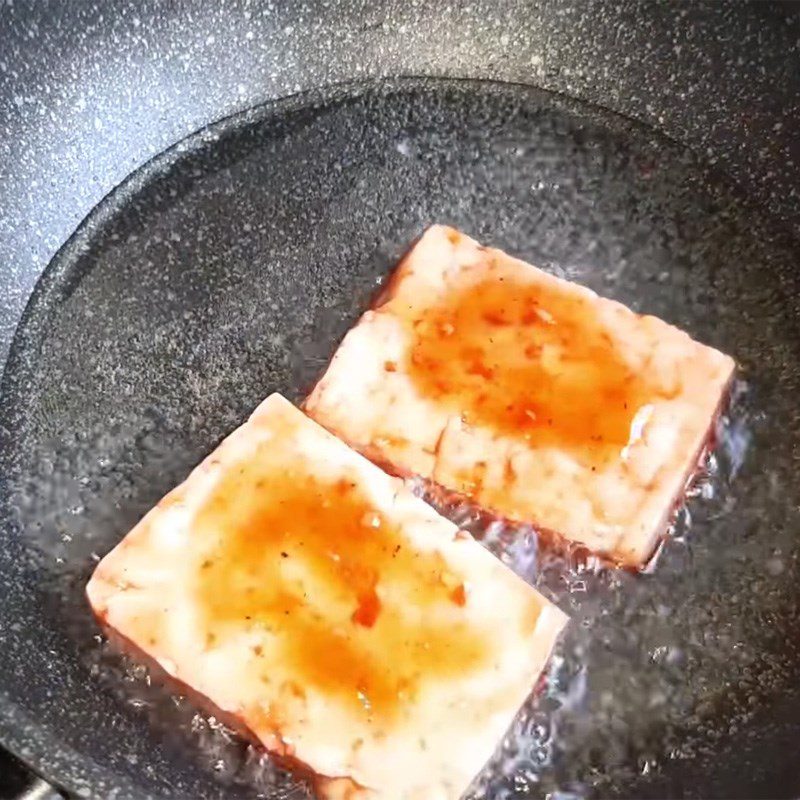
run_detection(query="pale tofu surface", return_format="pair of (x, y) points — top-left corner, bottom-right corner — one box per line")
(87, 393), (566, 800)
(304, 226), (735, 565)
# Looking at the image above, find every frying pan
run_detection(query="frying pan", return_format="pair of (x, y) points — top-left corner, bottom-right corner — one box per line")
(2, 2), (800, 799)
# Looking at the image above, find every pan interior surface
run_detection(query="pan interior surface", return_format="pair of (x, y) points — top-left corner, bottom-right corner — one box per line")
(1, 78), (800, 800)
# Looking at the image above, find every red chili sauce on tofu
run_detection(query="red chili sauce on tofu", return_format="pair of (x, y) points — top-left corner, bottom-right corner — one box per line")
(404, 266), (661, 466)
(194, 448), (489, 721)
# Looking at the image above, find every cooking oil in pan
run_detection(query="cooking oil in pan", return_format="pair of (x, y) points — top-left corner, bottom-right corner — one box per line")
(2, 78), (799, 798)
(71, 380), (754, 800)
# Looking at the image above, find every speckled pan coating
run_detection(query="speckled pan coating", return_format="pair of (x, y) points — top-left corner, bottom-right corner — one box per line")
(2, 1), (800, 370)
(0, 3), (799, 800)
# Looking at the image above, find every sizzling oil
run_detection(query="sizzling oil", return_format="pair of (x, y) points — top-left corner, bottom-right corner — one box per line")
(403, 265), (658, 465)
(194, 443), (486, 722)
(12, 79), (793, 800)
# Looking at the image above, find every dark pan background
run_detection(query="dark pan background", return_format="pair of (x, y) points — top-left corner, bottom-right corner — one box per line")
(1, 2), (799, 799)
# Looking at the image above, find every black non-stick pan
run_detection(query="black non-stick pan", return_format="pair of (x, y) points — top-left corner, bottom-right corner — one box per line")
(2, 3), (800, 800)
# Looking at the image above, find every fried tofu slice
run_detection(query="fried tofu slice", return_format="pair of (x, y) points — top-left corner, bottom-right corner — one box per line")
(304, 226), (735, 566)
(87, 393), (566, 800)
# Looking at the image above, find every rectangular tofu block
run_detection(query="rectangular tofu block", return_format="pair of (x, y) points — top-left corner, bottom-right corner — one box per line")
(87, 393), (567, 800)
(304, 225), (735, 566)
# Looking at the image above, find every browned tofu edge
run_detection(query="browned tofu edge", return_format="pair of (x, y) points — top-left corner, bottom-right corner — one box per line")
(88, 609), (370, 800)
